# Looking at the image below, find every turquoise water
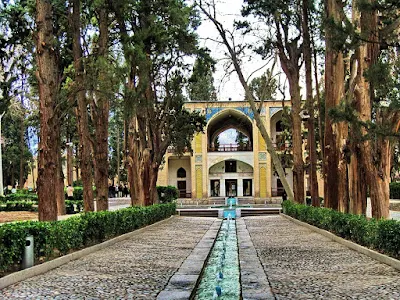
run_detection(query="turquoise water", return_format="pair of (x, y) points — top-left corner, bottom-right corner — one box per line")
(195, 219), (240, 299)
(223, 209), (236, 219)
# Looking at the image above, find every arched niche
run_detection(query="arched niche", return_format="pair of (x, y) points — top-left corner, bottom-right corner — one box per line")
(207, 109), (253, 151)
(177, 167), (186, 178)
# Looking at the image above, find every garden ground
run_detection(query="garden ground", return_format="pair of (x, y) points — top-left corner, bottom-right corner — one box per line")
(1, 215), (399, 299)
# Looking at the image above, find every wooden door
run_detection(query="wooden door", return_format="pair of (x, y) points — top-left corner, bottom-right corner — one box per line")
(177, 181), (186, 198)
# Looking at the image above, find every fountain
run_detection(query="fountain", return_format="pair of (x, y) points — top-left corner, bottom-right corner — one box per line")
(223, 197), (237, 219)
(194, 215), (240, 299)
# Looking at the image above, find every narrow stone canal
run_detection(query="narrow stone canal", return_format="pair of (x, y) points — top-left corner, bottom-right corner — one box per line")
(195, 218), (240, 299)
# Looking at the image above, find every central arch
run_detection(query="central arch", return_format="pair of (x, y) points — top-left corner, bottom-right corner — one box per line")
(207, 109), (253, 152)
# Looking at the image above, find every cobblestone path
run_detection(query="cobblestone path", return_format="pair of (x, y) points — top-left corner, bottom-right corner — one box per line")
(0, 217), (215, 300)
(245, 216), (400, 300)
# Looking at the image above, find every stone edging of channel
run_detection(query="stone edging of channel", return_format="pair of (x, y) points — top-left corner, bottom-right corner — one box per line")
(0, 215), (176, 290)
(157, 218), (222, 300)
(237, 218), (275, 300)
(280, 213), (400, 271)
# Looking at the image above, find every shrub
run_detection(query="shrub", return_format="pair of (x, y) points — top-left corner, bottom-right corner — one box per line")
(0, 201), (37, 212)
(390, 182), (400, 199)
(376, 219), (400, 257)
(282, 201), (399, 259)
(65, 200), (84, 214)
(0, 203), (176, 274)
(73, 179), (83, 187)
(157, 186), (179, 203)
(2, 194), (38, 203)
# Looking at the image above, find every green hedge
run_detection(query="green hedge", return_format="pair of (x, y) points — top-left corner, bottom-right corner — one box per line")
(1, 194), (38, 203)
(0, 201), (37, 212)
(390, 182), (400, 199)
(0, 203), (176, 275)
(65, 200), (84, 214)
(282, 201), (400, 259)
(0, 200), (82, 213)
(157, 186), (179, 203)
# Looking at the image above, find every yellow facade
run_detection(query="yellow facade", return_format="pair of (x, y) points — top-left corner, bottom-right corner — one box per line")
(157, 100), (300, 202)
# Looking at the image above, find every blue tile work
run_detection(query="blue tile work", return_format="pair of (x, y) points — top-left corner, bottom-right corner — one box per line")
(205, 107), (222, 120)
(258, 152), (267, 161)
(236, 107), (254, 119)
(269, 107), (282, 118)
(205, 107), (255, 121)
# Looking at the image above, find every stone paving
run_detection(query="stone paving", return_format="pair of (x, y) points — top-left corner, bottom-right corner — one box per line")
(245, 215), (400, 300)
(0, 217), (215, 299)
(1, 215), (400, 299)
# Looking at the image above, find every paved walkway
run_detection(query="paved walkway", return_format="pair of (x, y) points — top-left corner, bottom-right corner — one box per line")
(1, 215), (400, 299)
(0, 217), (215, 299)
(245, 216), (400, 299)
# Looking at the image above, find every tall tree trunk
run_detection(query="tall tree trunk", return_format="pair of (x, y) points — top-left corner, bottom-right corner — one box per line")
(19, 120), (25, 188)
(289, 80), (305, 204)
(70, 0), (94, 212)
(271, 15), (304, 203)
(348, 0), (367, 215)
(92, 6), (110, 211)
(117, 127), (120, 183)
(302, 0), (319, 206)
(75, 144), (80, 181)
(67, 142), (73, 186)
(127, 119), (141, 206)
(56, 147), (66, 215)
(369, 134), (390, 219)
(324, 0), (348, 211)
(359, 1), (389, 219)
(36, 0), (61, 221)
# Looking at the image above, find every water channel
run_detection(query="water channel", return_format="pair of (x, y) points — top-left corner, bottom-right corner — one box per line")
(195, 215), (240, 299)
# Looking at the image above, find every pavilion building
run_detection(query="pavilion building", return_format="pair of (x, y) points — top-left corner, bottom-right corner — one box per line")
(157, 100), (322, 204)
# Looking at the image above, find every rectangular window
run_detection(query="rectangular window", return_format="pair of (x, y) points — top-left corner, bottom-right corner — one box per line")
(225, 160), (237, 173)
(243, 179), (252, 196)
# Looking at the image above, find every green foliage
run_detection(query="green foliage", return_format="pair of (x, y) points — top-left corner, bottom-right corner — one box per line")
(113, 0), (207, 158)
(0, 203), (176, 274)
(390, 182), (400, 199)
(65, 200), (84, 214)
(168, 106), (207, 155)
(71, 187), (83, 200)
(249, 70), (278, 101)
(0, 201), (36, 212)
(2, 193), (38, 203)
(188, 51), (217, 101)
(157, 186), (179, 203)
(0, 111), (33, 187)
(282, 201), (399, 259)
(73, 180), (83, 187)
(376, 219), (400, 257)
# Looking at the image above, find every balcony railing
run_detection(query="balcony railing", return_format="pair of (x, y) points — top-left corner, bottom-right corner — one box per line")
(208, 144), (253, 152)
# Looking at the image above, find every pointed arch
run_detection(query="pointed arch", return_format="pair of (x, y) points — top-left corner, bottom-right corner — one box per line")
(177, 167), (186, 178)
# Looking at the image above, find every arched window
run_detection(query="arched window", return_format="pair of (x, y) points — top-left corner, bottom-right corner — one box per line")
(276, 120), (283, 132)
(177, 168), (186, 178)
